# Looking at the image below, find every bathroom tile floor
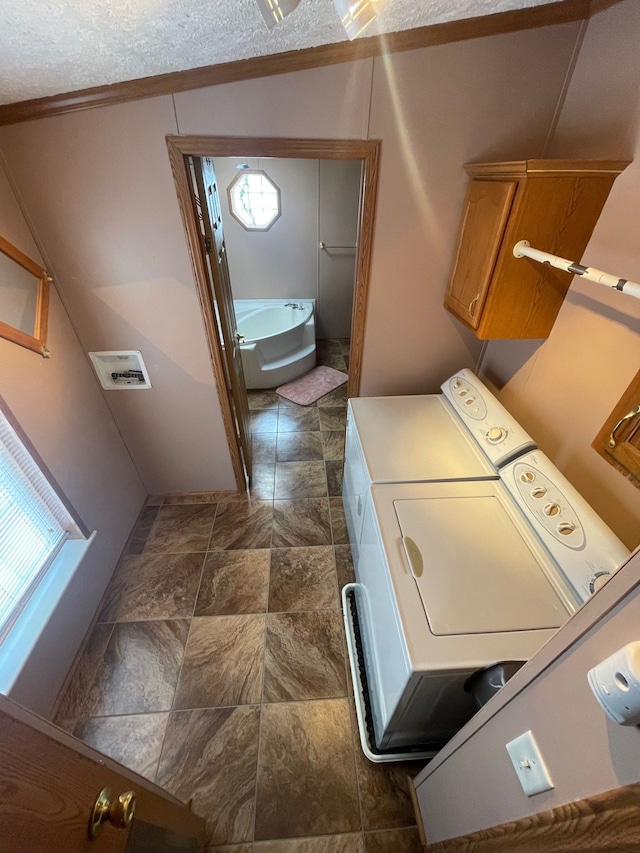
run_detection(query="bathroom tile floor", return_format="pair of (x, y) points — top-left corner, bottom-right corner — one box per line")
(53, 339), (425, 852)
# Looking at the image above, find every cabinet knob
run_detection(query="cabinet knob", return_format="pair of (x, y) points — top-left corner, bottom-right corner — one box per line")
(468, 294), (480, 318)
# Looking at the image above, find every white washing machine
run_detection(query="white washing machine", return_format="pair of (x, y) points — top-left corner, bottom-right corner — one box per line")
(343, 368), (536, 573)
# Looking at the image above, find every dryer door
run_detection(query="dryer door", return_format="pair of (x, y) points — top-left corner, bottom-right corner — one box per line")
(393, 494), (570, 636)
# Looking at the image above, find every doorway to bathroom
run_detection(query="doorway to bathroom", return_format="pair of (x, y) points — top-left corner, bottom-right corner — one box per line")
(167, 136), (381, 492)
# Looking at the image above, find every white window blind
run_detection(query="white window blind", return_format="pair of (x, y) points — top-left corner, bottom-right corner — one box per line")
(0, 411), (82, 641)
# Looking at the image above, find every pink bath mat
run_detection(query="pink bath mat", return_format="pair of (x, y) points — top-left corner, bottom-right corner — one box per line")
(276, 366), (348, 406)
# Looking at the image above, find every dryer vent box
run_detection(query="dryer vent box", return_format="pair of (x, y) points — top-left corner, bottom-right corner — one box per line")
(89, 350), (152, 390)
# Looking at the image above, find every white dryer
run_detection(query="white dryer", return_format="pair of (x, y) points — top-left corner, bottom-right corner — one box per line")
(343, 451), (629, 762)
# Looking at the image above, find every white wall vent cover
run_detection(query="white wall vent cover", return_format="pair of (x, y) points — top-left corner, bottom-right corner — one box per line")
(88, 350), (152, 390)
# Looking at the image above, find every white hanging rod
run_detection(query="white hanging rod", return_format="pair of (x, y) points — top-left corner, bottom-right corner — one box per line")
(513, 240), (640, 300)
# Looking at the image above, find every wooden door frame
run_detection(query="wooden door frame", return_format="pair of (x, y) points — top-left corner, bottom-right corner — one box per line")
(167, 135), (381, 492)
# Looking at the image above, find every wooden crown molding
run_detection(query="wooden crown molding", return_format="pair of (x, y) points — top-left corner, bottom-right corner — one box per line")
(0, 0), (624, 127)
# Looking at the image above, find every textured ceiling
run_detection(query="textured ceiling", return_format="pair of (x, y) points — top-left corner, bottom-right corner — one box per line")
(0, 0), (561, 106)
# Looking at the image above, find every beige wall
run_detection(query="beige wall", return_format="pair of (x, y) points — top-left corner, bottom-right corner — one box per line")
(0, 29), (581, 493)
(481, 0), (640, 549)
(213, 157), (320, 302)
(415, 547), (640, 843)
(415, 1), (640, 842)
(0, 96), (236, 495)
(0, 159), (145, 715)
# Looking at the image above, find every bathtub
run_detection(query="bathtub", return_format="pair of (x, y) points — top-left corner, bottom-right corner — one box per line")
(234, 299), (316, 390)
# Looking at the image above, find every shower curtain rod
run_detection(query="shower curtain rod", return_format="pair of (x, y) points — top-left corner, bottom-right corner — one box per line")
(513, 240), (640, 301)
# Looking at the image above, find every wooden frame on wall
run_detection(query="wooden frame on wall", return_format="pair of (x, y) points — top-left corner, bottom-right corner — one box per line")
(0, 234), (50, 357)
(166, 134), (381, 491)
(593, 368), (640, 488)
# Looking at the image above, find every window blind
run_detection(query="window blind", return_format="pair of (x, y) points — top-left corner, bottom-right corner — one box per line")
(0, 412), (81, 641)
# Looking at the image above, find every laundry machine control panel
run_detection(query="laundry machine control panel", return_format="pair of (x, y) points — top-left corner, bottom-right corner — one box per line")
(441, 369), (536, 467)
(501, 451), (629, 603)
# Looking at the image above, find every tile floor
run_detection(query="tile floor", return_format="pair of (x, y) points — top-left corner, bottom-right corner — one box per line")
(53, 339), (425, 852)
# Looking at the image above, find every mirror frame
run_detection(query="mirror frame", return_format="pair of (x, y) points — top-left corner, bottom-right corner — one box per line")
(0, 234), (50, 357)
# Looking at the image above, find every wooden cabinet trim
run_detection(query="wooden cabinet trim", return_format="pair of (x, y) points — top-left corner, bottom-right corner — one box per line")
(464, 160), (630, 179)
(593, 368), (640, 489)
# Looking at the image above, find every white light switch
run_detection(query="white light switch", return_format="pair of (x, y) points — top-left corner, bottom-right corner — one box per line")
(505, 730), (554, 797)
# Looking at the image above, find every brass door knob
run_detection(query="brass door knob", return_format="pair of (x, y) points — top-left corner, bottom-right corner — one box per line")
(89, 787), (136, 839)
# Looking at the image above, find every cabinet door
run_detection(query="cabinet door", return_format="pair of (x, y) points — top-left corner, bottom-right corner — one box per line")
(445, 180), (516, 329)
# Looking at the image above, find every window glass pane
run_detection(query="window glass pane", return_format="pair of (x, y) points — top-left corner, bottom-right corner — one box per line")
(0, 411), (79, 639)
(229, 170), (280, 230)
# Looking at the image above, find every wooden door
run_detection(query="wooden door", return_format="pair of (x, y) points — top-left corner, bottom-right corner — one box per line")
(193, 157), (252, 482)
(445, 179), (517, 329)
(0, 693), (205, 853)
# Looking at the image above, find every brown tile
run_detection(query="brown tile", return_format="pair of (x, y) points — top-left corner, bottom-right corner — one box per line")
(277, 406), (321, 432)
(157, 706), (260, 846)
(320, 353), (347, 372)
(75, 712), (168, 780)
(319, 407), (347, 432)
(145, 495), (165, 506)
(330, 497), (349, 545)
(98, 552), (204, 623)
(272, 499), (332, 548)
(263, 612), (347, 702)
(250, 409), (279, 433)
(316, 339), (342, 358)
(252, 432), (277, 462)
(84, 620), (189, 717)
(275, 461), (328, 499)
(338, 338), (351, 355)
(254, 699), (360, 840)
(145, 504), (217, 554)
(248, 389), (280, 410)
(174, 615), (265, 709)
(317, 384), (348, 407)
(276, 432), (324, 462)
(206, 846), (253, 853)
(209, 500), (273, 550)
(363, 828), (423, 853)
(269, 546), (338, 612)
(335, 545), (356, 588)
(196, 550), (270, 616)
(353, 718), (423, 831)
(326, 460), (344, 497)
(125, 504), (160, 555)
(53, 622), (113, 730)
(248, 464), (276, 500)
(254, 835), (364, 853)
(322, 430), (345, 460)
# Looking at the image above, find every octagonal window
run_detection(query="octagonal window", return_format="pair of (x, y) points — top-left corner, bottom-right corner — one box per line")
(227, 169), (281, 231)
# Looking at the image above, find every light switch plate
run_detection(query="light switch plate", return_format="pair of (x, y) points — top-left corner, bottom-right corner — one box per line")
(505, 730), (554, 796)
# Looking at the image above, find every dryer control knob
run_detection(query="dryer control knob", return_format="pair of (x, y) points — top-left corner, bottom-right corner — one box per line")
(486, 427), (507, 444)
(557, 521), (576, 536)
(590, 572), (611, 594)
(543, 502), (560, 516)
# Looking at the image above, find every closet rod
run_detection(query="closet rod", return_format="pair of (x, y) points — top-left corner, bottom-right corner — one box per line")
(513, 240), (640, 300)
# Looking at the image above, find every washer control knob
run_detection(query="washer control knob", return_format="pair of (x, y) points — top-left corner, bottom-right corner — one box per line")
(531, 487), (547, 499)
(520, 471), (535, 483)
(589, 572), (611, 594)
(557, 521), (576, 536)
(465, 397), (476, 406)
(453, 379), (461, 389)
(459, 389), (468, 397)
(486, 427), (507, 444)
(543, 502), (560, 516)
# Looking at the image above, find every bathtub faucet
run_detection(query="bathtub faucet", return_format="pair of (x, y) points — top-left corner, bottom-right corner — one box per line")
(285, 302), (304, 309)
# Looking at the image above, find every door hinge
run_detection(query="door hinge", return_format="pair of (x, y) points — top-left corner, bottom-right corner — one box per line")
(204, 235), (212, 254)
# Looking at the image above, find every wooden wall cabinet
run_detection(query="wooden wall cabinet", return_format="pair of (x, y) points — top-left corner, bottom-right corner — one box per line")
(444, 160), (629, 339)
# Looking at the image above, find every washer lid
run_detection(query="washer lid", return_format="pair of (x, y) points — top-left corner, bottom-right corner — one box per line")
(349, 396), (495, 482)
(393, 496), (570, 635)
